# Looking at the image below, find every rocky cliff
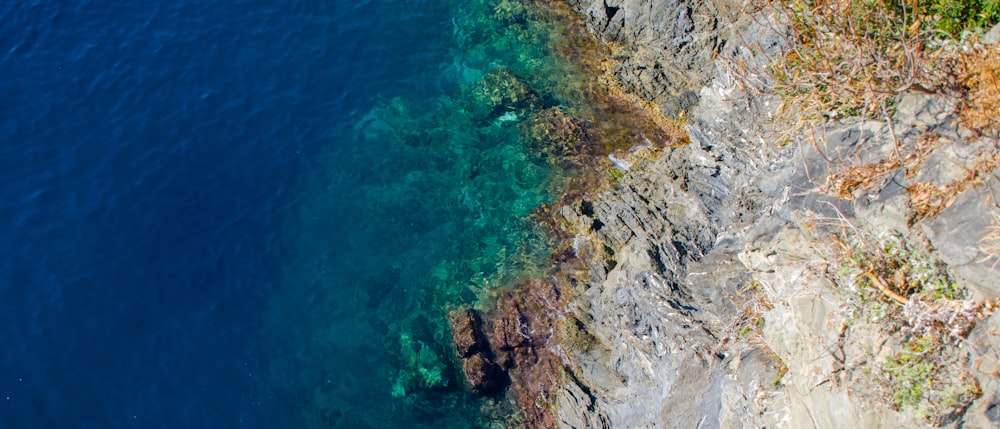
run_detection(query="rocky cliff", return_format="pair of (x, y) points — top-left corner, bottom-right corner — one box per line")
(547, 0), (1000, 428)
(452, 1), (1000, 427)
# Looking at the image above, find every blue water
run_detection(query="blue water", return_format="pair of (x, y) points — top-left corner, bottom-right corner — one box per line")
(1, 0), (594, 427)
(0, 0), (458, 427)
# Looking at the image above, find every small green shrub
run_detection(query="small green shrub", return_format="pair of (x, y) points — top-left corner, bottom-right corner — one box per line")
(880, 335), (982, 419)
(940, 380), (981, 408)
(839, 235), (960, 303)
(884, 348), (936, 410)
(835, 232), (986, 420)
(738, 316), (765, 338)
(920, 0), (1000, 37)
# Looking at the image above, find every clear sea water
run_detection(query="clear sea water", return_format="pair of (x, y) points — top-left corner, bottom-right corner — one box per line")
(0, 0), (599, 427)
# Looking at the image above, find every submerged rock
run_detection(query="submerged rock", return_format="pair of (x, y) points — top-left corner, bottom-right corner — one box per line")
(449, 307), (510, 397)
(466, 67), (543, 122)
(492, 0), (528, 25)
(520, 107), (591, 158)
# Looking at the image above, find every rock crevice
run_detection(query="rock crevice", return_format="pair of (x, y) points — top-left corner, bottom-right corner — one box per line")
(563, 0), (1000, 427)
(454, 1), (1000, 427)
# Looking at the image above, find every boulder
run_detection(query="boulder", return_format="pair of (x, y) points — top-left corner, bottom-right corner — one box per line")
(461, 353), (507, 396)
(448, 307), (485, 358)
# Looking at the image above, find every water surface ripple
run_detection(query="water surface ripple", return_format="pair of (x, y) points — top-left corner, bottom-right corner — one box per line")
(1, 0), (457, 427)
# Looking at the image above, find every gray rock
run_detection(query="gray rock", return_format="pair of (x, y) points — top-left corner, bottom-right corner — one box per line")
(983, 23), (1000, 45)
(894, 93), (956, 129)
(913, 139), (982, 186)
(965, 313), (1000, 428)
(920, 172), (1000, 297)
(553, 1), (1000, 427)
(579, 0), (750, 119)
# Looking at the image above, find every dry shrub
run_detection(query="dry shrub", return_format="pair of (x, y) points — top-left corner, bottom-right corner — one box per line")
(715, 281), (774, 356)
(905, 297), (997, 343)
(770, 1), (1000, 210)
(961, 44), (1000, 134)
(772, 0), (967, 124)
(824, 163), (897, 200)
(908, 150), (1000, 221)
(822, 132), (940, 200)
(907, 182), (955, 219)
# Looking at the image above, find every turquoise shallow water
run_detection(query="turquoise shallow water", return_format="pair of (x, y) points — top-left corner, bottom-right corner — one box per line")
(267, 1), (597, 427)
(1, 0), (595, 427)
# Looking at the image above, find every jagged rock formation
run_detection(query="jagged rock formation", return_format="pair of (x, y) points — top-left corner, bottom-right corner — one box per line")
(547, 2), (790, 427)
(571, 0), (747, 119)
(450, 308), (509, 396)
(452, 1), (1000, 427)
(451, 278), (570, 428)
(543, 1), (1000, 428)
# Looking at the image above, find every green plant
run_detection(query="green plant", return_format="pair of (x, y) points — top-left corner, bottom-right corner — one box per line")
(919, 0), (1000, 37)
(834, 231), (989, 420)
(882, 336), (946, 411)
(738, 316), (765, 338)
(607, 167), (624, 181)
(770, 0), (985, 129)
(839, 234), (961, 304)
(884, 348), (936, 410)
(880, 335), (983, 419)
(939, 378), (982, 408)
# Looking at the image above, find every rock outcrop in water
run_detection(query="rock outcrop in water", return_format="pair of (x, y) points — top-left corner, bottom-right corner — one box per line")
(450, 308), (509, 396)
(521, 107), (592, 159)
(466, 67), (544, 123)
(453, 0), (1000, 427)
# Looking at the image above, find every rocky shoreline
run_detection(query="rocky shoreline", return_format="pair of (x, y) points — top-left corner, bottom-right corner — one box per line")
(451, 1), (1000, 427)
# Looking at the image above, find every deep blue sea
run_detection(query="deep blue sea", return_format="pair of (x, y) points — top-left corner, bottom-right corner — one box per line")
(1, 0), (595, 427)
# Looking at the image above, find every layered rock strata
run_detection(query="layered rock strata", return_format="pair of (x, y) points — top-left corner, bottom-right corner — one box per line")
(454, 1), (1000, 427)
(548, 1), (1000, 427)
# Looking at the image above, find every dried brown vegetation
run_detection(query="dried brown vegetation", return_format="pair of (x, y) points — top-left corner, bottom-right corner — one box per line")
(960, 44), (1000, 134)
(771, 0), (998, 125)
(772, 0), (967, 122)
(765, 1), (1000, 215)
(908, 149), (1000, 221)
(979, 211), (1000, 266)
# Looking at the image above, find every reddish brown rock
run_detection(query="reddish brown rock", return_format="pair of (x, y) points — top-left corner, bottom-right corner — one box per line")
(513, 348), (563, 429)
(448, 276), (569, 426)
(491, 306), (529, 351)
(492, 279), (563, 349)
(448, 307), (484, 358)
(461, 353), (507, 396)
(484, 278), (568, 428)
